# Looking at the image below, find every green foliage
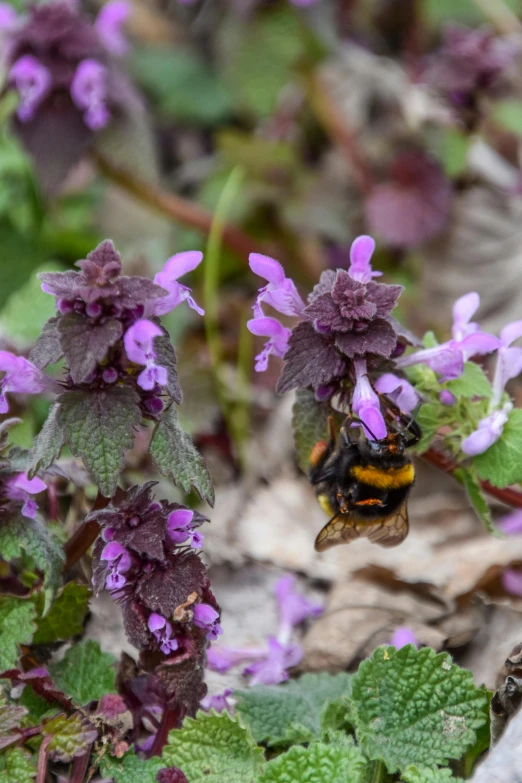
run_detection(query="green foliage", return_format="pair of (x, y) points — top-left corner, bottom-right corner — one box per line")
(0, 747), (36, 783)
(257, 741), (367, 783)
(0, 596), (37, 670)
(57, 387), (141, 497)
(401, 766), (464, 783)
(27, 403), (66, 478)
(454, 466), (498, 537)
(33, 582), (91, 644)
(292, 389), (330, 473)
(49, 640), (116, 706)
(431, 128), (469, 179)
(235, 672), (353, 748)
(100, 752), (165, 783)
(132, 46), (233, 126)
(162, 711), (265, 782)
(0, 262), (63, 349)
(0, 515), (64, 612)
(150, 404), (214, 505)
(492, 99), (522, 138)
(351, 645), (488, 773)
(413, 403), (442, 453)
(42, 712), (96, 762)
(474, 408), (522, 487)
(445, 363), (492, 399)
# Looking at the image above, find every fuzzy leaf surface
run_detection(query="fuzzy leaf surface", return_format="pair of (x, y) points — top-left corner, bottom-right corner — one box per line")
(33, 582), (91, 644)
(154, 330), (182, 404)
(150, 405), (214, 506)
(292, 389), (330, 473)
(0, 515), (64, 611)
(0, 747), (36, 782)
(257, 741), (367, 783)
(235, 673), (353, 748)
(42, 712), (97, 762)
(29, 317), (63, 368)
(49, 640), (116, 705)
(352, 646), (488, 772)
(100, 752), (165, 783)
(474, 409), (522, 488)
(0, 596), (36, 670)
(455, 466), (498, 537)
(58, 312), (122, 383)
(27, 403), (66, 477)
(445, 363), (492, 399)
(401, 766), (464, 783)
(57, 386), (141, 496)
(162, 711), (264, 782)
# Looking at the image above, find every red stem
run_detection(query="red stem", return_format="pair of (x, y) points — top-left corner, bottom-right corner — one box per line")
(70, 748), (92, 783)
(36, 735), (52, 783)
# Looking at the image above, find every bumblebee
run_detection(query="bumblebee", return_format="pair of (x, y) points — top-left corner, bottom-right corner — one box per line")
(310, 407), (420, 551)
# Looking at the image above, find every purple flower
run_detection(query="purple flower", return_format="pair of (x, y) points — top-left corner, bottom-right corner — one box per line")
(124, 319), (168, 390)
(200, 689), (233, 714)
(167, 509), (204, 549)
(390, 627), (418, 649)
(502, 569), (522, 597)
(0, 3), (16, 30)
(101, 541), (132, 591)
(275, 575), (322, 645)
(249, 253), (305, 319)
(206, 645), (267, 673)
(95, 0), (129, 56)
(348, 235), (382, 284)
(397, 292), (501, 381)
(0, 351), (49, 413)
(247, 317), (292, 372)
(9, 55), (52, 122)
(352, 359), (387, 440)
(148, 613), (179, 655)
(440, 389), (456, 406)
(193, 603), (222, 642)
(148, 252), (204, 317)
(498, 510), (522, 536)
(461, 402), (512, 457)
(6, 473), (47, 519)
(375, 373), (419, 414)
(70, 59), (110, 130)
(243, 637), (302, 686)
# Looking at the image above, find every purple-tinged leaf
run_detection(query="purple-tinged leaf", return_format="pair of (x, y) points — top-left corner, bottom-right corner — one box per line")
(38, 270), (81, 300)
(58, 311), (122, 384)
(150, 405), (214, 505)
(0, 697), (27, 751)
(276, 323), (347, 395)
(155, 636), (208, 715)
(29, 317), (63, 368)
(135, 552), (206, 618)
(157, 768), (189, 783)
(121, 600), (151, 650)
(42, 712), (97, 762)
(153, 329), (182, 404)
(27, 402), (66, 479)
(57, 386), (141, 496)
(308, 269), (336, 301)
(78, 239), (122, 277)
(118, 276), (169, 305)
(334, 318), (397, 358)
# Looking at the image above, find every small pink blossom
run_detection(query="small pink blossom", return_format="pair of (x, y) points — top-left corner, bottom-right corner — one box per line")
(390, 627), (418, 649)
(200, 689), (233, 714)
(348, 235), (382, 284)
(0, 351), (49, 413)
(70, 59), (110, 130)
(243, 637), (302, 686)
(375, 373), (419, 414)
(10, 55), (52, 122)
(352, 358), (387, 440)
(95, 0), (129, 55)
(147, 613), (179, 655)
(275, 575), (322, 645)
(247, 316), (291, 372)
(249, 253), (305, 319)
(101, 541), (132, 591)
(124, 319), (168, 390)
(498, 510), (522, 536)
(6, 473), (47, 519)
(149, 251), (204, 317)
(502, 568), (522, 597)
(193, 603), (222, 642)
(167, 508), (204, 549)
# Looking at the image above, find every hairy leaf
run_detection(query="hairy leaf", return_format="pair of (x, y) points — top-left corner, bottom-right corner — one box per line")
(57, 386), (141, 496)
(0, 747), (36, 783)
(0, 516), (64, 612)
(49, 640), (116, 705)
(0, 596), (37, 670)
(154, 331), (183, 404)
(292, 389), (330, 473)
(28, 317), (63, 368)
(150, 405), (214, 506)
(413, 403), (442, 454)
(162, 711), (265, 782)
(401, 766), (464, 783)
(58, 312), (122, 384)
(27, 403), (66, 477)
(445, 362), (492, 399)
(276, 323), (347, 395)
(258, 741), (367, 783)
(474, 409), (522, 488)
(42, 712), (97, 762)
(33, 582), (91, 644)
(352, 646), (488, 772)
(235, 673), (353, 748)
(100, 752), (165, 783)
(455, 466), (498, 537)
(0, 694), (27, 750)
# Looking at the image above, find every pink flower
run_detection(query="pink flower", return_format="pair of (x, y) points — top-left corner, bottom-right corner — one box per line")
(247, 316), (292, 372)
(149, 251), (204, 317)
(502, 569), (522, 597)
(275, 575), (322, 645)
(148, 613), (179, 655)
(95, 0), (129, 56)
(352, 358), (387, 440)
(348, 235), (382, 284)
(124, 319), (168, 390)
(498, 510), (522, 536)
(200, 689), (233, 714)
(167, 509), (204, 549)
(206, 645), (267, 673)
(70, 59), (110, 130)
(9, 55), (52, 122)
(0, 351), (49, 413)
(390, 627), (418, 649)
(193, 603), (222, 642)
(243, 637), (302, 686)
(249, 253), (305, 319)
(101, 541), (132, 591)
(6, 473), (47, 519)
(375, 373), (419, 414)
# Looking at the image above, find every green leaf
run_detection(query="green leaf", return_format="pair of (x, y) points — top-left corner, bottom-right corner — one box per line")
(132, 46), (233, 126)
(0, 747), (36, 783)
(100, 752), (164, 783)
(454, 466), (498, 537)
(492, 99), (522, 138)
(0, 517), (64, 612)
(235, 673), (353, 748)
(162, 711), (265, 783)
(27, 403), (66, 478)
(150, 404), (214, 506)
(49, 640), (116, 705)
(414, 404), (441, 453)
(57, 386), (141, 497)
(0, 222), (48, 311)
(0, 262), (63, 350)
(352, 645), (489, 773)
(57, 312), (122, 384)
(42, 712), (97, 762)
(445, 363), (492, 399)
(292, 389), (330, 473)
(474, 408), (522, 487)
(0, 596), (36, 670)
(257, 741), (367, 783)
(33, 582), (91, 644)
(401, 766), (464, 783)
(431, 128), (469, 178)
(18, 686), (58, 723)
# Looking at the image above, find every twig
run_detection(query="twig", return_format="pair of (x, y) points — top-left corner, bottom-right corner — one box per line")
(422, 447), (522, 508)
(63, 490), (109, 571)
(93, 152), (264, 261)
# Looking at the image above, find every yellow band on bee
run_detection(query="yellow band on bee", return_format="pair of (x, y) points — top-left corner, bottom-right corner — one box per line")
(317, 493), (335, 518)
(352, 463), (414, 490)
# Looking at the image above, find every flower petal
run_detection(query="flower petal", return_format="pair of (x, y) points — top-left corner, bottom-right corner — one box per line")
(452, 292), (479, 339)
(501, 319), (522, 347)
(249, 253), (286, 285)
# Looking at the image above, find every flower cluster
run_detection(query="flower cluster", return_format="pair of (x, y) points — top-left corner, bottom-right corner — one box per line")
(89, 482), (220, 714)
(206, 575), (321, 692)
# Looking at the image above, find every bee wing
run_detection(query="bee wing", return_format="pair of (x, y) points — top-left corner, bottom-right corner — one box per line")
(314, 501), (409, 552)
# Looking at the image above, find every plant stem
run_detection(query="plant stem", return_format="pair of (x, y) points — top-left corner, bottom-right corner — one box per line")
(369, 759), (387, 783)
(94, 152), (264, 261)
(36, 735), (52, 783)
(63, 490), (110, 571)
